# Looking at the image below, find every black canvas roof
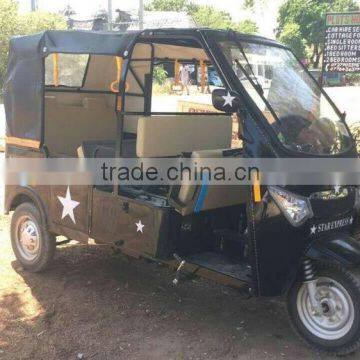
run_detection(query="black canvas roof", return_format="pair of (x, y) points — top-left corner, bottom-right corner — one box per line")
(10, 30), (141, 56)
(4, 30), (142, 144)
(7, 28), (282, 58)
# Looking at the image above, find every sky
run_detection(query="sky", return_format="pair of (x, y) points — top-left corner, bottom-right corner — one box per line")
(18, 0), (284, 38)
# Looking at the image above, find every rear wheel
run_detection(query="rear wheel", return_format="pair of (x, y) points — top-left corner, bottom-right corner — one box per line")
(11, 202), (55, 272)
(287, 263), (360, 355)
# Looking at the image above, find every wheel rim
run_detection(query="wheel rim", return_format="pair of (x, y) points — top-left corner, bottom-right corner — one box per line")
(297, 277), (355, 340)
(15, 215), (41, 262)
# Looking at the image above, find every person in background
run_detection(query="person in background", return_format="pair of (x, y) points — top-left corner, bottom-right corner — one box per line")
(196, 66), (211, 94)
(179, 64), (191, 95)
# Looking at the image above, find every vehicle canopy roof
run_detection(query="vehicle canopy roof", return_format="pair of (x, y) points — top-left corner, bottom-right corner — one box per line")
(3, 29), (281, 145)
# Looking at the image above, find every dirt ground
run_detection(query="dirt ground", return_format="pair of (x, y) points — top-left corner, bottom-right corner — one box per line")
(0, 215), (359, 360)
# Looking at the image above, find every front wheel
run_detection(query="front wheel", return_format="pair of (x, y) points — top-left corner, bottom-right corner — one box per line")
(287, 262), (360, 355)
(11, 202), (56, 272)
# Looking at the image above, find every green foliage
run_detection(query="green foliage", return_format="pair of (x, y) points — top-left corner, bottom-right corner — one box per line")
(191, 5), (232, 29)
(145, 0), (193, 11)
(153, 65), (168, 84)
(278, 22), (306, 59)
(277, 0), (359, 68)
(152, 80), (173, 94)
(191, 4), (258, 33)
(0, 2), (66, 89)
(146, 0), (258, 34)
(0, 0), (18, 36)
(19, 12), (66, 34)
(232, 19), (259, 34)
(0, 0), (20, 87)
(346, 73), (360, 85)
(244, 0), (255, 9)
(349, 122), (360, 153)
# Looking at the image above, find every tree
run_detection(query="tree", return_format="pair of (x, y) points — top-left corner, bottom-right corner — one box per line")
(191, 6), (232, 29)
(153, 65), (168, 84)
(19, 11), (66, 35)
(0, 2), (66, 88)
(243, 0), (255, 9)
(145, 0), (195, 12)
(277, 0), (359, 68)
(145, 0), (258, 34)
(232, 19), (259, 34)
(192, 6), (258, 33)
(0, 0), (20, 87)
(278, 23), (306, 59)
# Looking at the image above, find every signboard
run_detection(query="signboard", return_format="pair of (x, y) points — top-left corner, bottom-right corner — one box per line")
(323, 12), (360, 73)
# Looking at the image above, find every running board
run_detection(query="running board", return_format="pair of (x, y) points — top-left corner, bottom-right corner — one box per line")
(185, 252), (252, 282)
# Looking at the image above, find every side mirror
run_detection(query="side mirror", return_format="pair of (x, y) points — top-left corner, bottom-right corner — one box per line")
(212, 88), (241, 113)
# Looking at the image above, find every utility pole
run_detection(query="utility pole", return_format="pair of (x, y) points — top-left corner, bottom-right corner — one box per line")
(138, 0), (144, 30)
(108, 0), (113, 31)
(31, 0), (37, 11)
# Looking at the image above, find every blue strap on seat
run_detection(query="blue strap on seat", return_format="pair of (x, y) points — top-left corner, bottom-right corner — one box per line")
(194, 174), (209, 213)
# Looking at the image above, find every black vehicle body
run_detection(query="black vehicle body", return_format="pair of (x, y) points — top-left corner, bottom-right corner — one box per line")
(5, 30), (360, 354)
(4, 28), (360, 297)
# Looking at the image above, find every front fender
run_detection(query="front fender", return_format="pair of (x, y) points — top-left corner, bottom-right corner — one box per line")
(306, 235), (360, 268)
(5, 185), (48, 224)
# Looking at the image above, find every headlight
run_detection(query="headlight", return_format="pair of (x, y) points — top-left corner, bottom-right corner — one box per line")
(268, 186), (313, 227)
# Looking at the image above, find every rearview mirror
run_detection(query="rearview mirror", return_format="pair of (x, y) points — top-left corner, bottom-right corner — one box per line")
(212, 89), (241, 113)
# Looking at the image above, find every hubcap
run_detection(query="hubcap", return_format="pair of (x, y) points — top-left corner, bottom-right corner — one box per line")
(297, 277), (355, 340)
(15, 215), (40, 261)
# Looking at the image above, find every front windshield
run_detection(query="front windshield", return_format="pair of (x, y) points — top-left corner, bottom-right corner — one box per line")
(217, 39), (353, 155)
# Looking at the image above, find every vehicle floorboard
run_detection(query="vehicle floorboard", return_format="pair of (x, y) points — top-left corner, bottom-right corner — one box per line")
(185, 251), (252, 282)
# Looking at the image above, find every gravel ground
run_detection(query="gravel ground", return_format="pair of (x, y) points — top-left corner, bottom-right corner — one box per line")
(1, 214), (360, 360)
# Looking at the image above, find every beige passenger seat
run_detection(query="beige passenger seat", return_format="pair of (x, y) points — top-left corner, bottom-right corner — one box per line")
(136, 115), (232, 157)
(135, 114), (244, 215)
(44, 93), (117, 156)
(171, 148), (246, 216)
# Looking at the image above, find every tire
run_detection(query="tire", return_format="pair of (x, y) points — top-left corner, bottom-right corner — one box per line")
(287, 262), (360, 355)
(11, 202), (55, 272)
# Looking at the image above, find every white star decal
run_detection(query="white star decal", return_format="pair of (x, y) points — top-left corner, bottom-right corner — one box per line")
(334, 185), (341, 194)
(135, 220), (145, 233)
(57, 186), (80, 224)
(222, 92), (236, 108)
(310, 225), (317, 235)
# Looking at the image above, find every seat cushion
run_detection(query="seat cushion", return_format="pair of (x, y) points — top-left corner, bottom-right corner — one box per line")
(136, 115), (232, 157)
(176, 148), (246, 215)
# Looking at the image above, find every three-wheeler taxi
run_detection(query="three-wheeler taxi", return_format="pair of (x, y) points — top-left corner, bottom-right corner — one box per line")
(4, 28), (360, 355)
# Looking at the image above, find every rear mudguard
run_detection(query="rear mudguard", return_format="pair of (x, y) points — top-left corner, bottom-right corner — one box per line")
(306, 235), (360, 268)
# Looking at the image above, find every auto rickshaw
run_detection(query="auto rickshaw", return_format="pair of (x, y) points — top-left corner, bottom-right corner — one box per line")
(4, 28), (360, 355)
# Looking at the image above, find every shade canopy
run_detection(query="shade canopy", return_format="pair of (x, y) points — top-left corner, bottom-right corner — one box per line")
(3, 28), (281, 146)
(3, 30), (140, 144)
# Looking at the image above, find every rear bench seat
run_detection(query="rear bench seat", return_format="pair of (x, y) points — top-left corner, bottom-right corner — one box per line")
(44, 94), (117, 156)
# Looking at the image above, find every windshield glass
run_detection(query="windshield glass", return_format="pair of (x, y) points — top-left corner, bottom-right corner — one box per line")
(217, 39), (353, 155)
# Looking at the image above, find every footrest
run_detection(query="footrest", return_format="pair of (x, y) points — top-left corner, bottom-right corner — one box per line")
(185, 252), (252, 282)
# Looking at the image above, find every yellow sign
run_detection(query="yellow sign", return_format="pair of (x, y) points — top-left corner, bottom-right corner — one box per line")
(177, 100), (218, 113)
(177, 100), (242, 148)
